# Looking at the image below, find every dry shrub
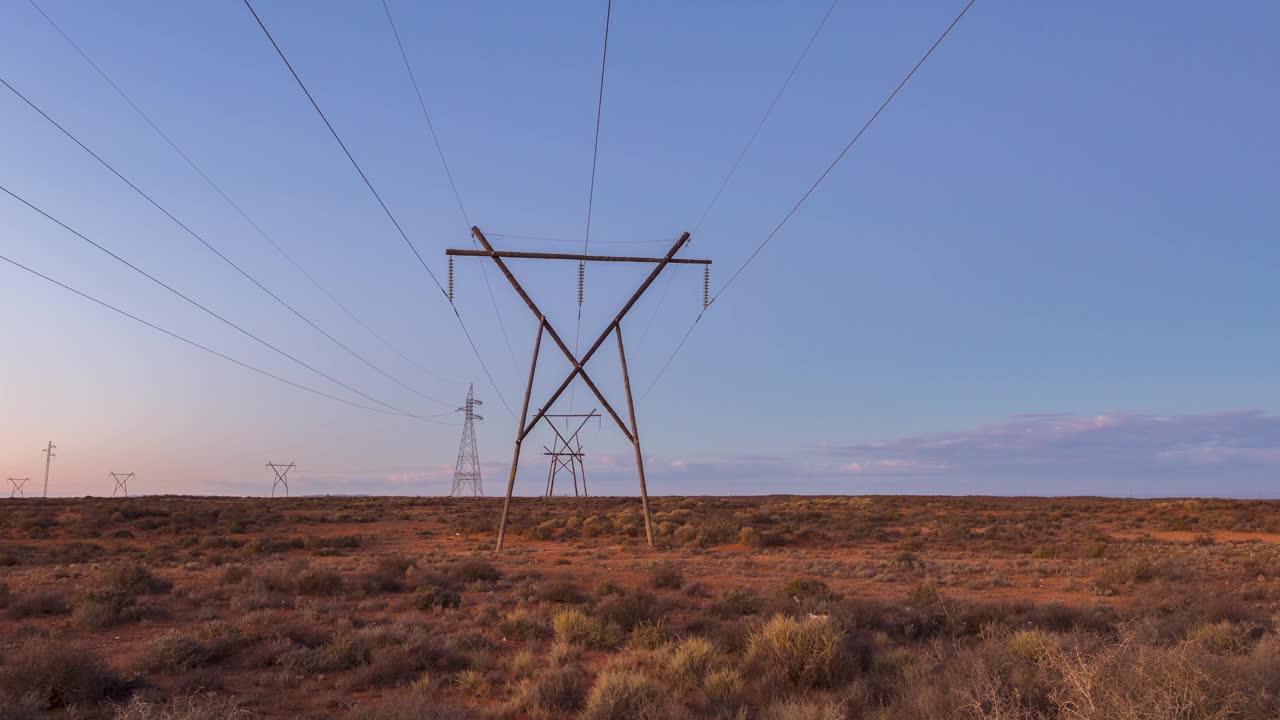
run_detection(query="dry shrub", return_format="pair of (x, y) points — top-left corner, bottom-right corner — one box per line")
(139, 631), (212, 673)
(581, 667), (681, 720)
(519, 665), (587, 717)
(552, 608), (624, 649)
(294, 566), (344, 596)
(101, 562), (172, 595)
(0, 639), (119, 709)
(701, 667), (745, 718)
(411, 585), (461, 611)
(74, 588), (144, 629)
(594, 587), (661, 630)
(657, 636), (723, 690)
(715, 587), (762, 617)
(533, 578), (584, 603)
(650, 564), (683, 590)
(1184, 620), (1256, 656)
(110, 693), (253, 720)
(497, 608), (547, 639)
(345, 689), (472, 720)
(746, 614), (849, 689)
(5, 589), (69, 619)
(761, 698), (845, 720)
(0, 692), (41, 720)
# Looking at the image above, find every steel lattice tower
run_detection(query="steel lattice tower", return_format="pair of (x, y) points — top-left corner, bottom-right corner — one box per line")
(451, 384), (484, 496)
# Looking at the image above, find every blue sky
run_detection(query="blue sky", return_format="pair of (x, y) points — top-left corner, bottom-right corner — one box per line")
(1, 1), (1277, 497)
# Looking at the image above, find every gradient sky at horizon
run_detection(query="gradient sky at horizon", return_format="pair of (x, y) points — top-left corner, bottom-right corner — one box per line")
(2, 1), (1277, 497)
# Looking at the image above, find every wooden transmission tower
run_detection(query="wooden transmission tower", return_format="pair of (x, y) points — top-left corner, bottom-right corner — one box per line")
(109, 472), (133, 498)
(447, 227), (709, 550)
(451, 384), (484, 496)
(542, 411), (599, 498)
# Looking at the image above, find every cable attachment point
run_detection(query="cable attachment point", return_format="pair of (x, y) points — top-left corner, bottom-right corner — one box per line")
(577, 261), (585, 306)
(702, 265), (710, 310)
(448, 256), (454, 302)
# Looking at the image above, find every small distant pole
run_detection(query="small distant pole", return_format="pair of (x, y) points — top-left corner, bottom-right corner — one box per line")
(266, 462), (295, 497)
(8, 477), (30, 498)
(42, 441), (55, 498)
(109, 472), (133, 498)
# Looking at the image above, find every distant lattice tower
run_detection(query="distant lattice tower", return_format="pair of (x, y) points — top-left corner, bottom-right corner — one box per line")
(451, 384), (484, 496)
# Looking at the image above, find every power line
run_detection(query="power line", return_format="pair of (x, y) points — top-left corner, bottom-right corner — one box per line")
(582, 0), (613, 259)
(241, 0), (515, 417)
(711, 0), (976, 305)
(0, 183), (453, 425)
(636, 0), (840, 352)
(573, 0), (614, 409)
(642, 0), (977, 398)
(26, 0), (466, 392)
(379, 0), (520, 373)
(0, 74), (455, 411)
(0, 252), (432, 420)
(692, 0), (840, 235)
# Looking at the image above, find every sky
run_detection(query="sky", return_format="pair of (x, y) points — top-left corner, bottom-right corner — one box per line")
(1, 1), (1277, 498)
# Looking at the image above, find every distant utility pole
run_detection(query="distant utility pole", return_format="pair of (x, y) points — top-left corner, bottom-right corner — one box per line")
(542, 411), (599, 498)
(109, 472), (133, 498)
(41, 441), (55, 498)
(451, 384), (484, 497)
(8, 477), (30, 498)
(266, 462), (295, 498)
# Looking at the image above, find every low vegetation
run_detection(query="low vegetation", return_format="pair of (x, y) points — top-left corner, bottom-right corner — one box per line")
(2, 494), (1280, 718)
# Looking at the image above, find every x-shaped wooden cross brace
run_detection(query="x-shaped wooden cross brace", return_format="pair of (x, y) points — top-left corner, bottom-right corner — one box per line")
(8, 477), (28, 498)
(109, 472), (133, 498)
(460, 227), (703, 550)
(541, 411), (597, 498)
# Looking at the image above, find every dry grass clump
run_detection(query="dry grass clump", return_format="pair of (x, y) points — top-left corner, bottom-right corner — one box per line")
(139, 631), (213, 673)
(657, 636), (723, 690)
(700, 667), (746, 718)
(294, 565), (345, 595)
(746, 614), (849, 689)
(109, 694), (255, 720)
(411, 584), (462, 611)
(553, 608), (625, 649)
(581, 666), (682, 720)
(0, 639), (119, 709)
(517, 665), (587, 717)
(344, 689), (472, 720)
(5, 588), (70, 619)
(761, 698), (845, 720)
